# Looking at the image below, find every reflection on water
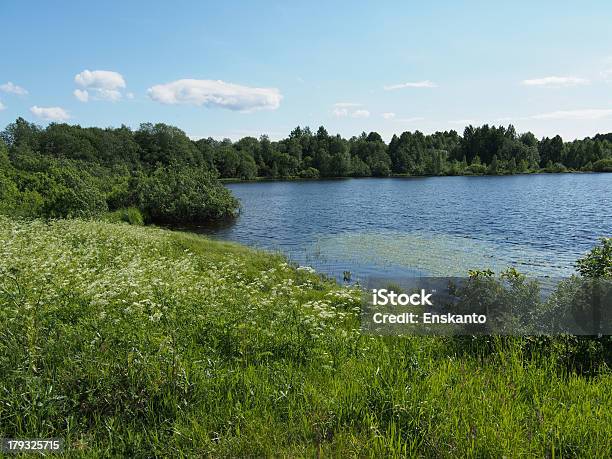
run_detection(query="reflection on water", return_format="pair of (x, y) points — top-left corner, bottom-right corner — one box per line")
(198, 174), (612, 282)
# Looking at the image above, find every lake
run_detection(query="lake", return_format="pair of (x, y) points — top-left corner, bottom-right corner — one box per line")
(200, 174), (611, 282)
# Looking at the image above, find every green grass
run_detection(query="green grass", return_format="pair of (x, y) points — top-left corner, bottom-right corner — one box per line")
(0, 217), (610, 457)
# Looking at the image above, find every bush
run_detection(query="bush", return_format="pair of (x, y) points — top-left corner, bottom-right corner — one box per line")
(542, 162), (568, 173)
(133, 165), (239, 224)
(576, 237), (612, 279)
(465, 163), (487, 174)
(41, 166), (108, 218)
(298, 167), (320, 179)
(0, 169), (19, 215)
(593, 158), (612, 172)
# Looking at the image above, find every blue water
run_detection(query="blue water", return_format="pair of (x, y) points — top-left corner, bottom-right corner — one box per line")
(200, 174), (611, 282)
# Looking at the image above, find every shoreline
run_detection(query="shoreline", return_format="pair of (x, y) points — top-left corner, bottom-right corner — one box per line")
(220, 169), (607, 184)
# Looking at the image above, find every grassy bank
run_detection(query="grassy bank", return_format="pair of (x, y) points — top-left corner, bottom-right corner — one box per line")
(0, 217), (610, 457)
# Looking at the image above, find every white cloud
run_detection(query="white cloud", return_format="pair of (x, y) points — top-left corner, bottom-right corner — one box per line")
(531, 109), (612, 120)
(98, 88), (122, 101)
(147, 78), (282, 112)
(381, 112), (423, 123)
(0, 101), (5, 111)
(73, 89), (89, 102)
(352, 109), (370, 118)
(332, 107), (349, 117)
(126, 92), (135, 99)
(75, 70), (126, 90)
(332, 103), (369, 118)
(521, 76), (589, 88)
(0, 81), (28, 95)
(74, 70), (127, 102)
(383, 80), (437, 90)
(29, 105), (70, 121)
(601, 69), (612, 80)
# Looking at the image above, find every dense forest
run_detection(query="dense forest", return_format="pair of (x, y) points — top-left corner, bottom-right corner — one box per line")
(0, 117), (611, 224)
(201, 124), (612, 179)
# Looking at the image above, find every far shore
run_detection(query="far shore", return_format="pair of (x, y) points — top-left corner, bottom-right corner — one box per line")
(220, 169), (607, 184)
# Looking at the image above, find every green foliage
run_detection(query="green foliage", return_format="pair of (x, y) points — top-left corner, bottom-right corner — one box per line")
(0, 120), (239, 224)
(542, 161), (568, 173)
(41, 165), (108, 218)
(465, 163), (487, 175)
(0, 168), (19, 214)
(134, 122), (201, 166)
(576, 238), (612, 278)
(298, 167), (320, 179)
(133, 166), (238, 223)
(593, 158), (612, 172)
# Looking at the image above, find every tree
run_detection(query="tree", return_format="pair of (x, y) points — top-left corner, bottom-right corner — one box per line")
(488, 154), (499, 174)
(135, 123), (200, 166)
(577, 238), (612, 279)
(1, 117), (41, 150)
(133, 166), (238, 223)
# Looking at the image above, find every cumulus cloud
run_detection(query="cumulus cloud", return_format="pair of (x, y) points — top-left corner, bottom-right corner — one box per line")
(75, 70), (126, 90)
(383, 80), (437, 90)
(352, 109), (370, 118)
(74, 69), (127, 102)
(30, 105), (70, 121)
(0, 81), (28, 95)
(0, 101), (5, 111)
(332, 102), (369, 118)
(521, 76), (589, 88)
(531, 109), (612, 120)
(73, 89), (89, 102)
(147, 79), (282, 112)
(332, 107), (350, 117)
(382, 112), (396, 120)
(98, 88), (122, 101)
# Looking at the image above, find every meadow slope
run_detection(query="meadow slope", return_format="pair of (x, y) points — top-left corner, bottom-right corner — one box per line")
(0, 217), (610, 457)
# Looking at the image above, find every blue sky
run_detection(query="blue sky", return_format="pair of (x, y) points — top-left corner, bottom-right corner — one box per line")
(1, 0), (612, 141)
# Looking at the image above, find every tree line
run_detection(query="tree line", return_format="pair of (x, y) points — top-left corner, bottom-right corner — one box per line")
(207, 124), (612, 178)
(0, 118), (611, 224)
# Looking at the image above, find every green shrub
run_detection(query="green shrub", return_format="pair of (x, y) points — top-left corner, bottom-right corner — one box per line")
(542, 162), (568, 173)
(0, 169), (19, 214)
(466, 163), (487, 174)
(593, 158), (612, 172)
(133, 165), (239, 224)
(576, 237), (612, 279)
(298, 167), (320, 179)
(41, 166), (108, 218)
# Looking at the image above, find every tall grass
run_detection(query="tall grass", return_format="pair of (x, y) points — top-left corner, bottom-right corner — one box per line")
(0, 217), (610, 457)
